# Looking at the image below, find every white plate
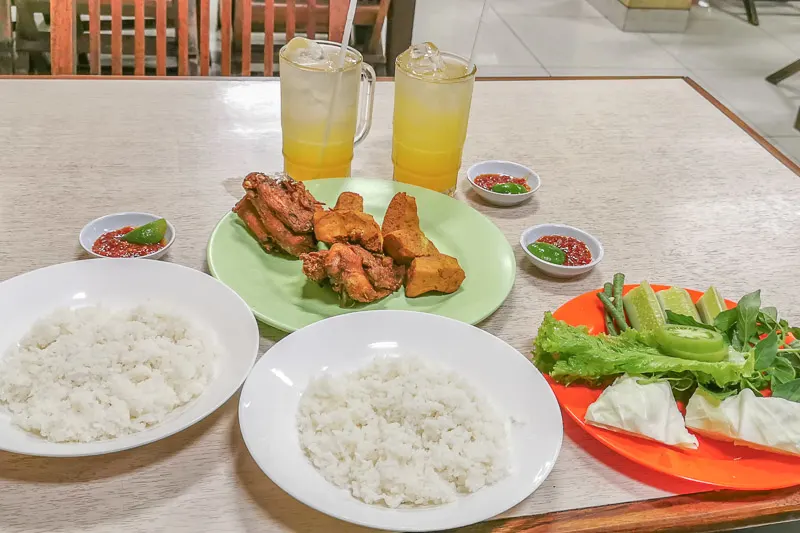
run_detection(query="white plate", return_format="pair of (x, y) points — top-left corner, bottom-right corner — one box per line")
(239, 311), (563, 532)
(0, 259), (259, 457)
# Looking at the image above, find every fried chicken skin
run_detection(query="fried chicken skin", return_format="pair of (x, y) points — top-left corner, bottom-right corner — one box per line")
(300, 244), (404, 305)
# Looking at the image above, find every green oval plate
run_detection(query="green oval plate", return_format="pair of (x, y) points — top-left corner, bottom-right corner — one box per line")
(207, 178), (515, 332)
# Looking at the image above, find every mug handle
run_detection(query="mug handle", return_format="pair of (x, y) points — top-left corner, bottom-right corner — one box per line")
(354, 62), (376, 146)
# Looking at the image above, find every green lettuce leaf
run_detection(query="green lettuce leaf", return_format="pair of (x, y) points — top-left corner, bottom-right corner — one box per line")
(533, 312), (754, 389)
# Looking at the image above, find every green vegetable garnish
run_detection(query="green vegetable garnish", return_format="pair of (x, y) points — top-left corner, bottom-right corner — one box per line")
(122, 218), (167, 245)
(696, 286), (726, 325)
(623, 281), (666, 332)
(532, 312), (753, 390)
(654, 324), (727, 363)
(491, 182), (527, 194)
(527, 242), (565, 265)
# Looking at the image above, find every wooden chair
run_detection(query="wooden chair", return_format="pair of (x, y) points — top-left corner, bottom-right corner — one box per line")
(229, 0), (391, 76)
(48, 0), (206, 75)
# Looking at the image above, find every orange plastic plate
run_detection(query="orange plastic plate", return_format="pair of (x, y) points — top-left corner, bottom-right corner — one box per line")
(549, 284), (800, 490)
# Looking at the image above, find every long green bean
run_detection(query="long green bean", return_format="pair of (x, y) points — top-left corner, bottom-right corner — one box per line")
(598, 292), (628, 331)
(602, 283), (618, 335)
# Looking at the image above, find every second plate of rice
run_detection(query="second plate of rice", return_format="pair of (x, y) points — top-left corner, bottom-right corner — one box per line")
(238, 310), (563, 532)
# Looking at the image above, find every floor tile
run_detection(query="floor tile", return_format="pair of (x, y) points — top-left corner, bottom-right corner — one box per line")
(414, 5), (541, 67)
(647, 12), (798, 71)
(548, 67), (689, 77)
(477, 65), (551, 77)
(759, 14), (800, 55)
(502, 15), (684, 69)
(689, 69), (800, 137)
(769, 135), (800, 164)
(491, 0), (602, 17)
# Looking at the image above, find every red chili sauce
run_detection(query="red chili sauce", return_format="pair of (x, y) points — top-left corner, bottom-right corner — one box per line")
(92, 227), (165, 258)
(535, 235), (592, 266)
(474, 173), (531, 192)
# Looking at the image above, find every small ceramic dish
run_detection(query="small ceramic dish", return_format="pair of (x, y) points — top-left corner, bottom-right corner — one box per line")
(467, 160), (541, 207)
(520, 223), (603, 278)
(80, 212), (175, 260)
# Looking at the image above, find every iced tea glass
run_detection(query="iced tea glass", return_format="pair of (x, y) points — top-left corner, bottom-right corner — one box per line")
(279, 39), (376, 181)
(392, 43), (477, 195)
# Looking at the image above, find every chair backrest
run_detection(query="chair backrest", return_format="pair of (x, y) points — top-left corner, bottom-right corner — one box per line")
(225, 0), (353, 77)
(50, 0), (199, 75)
(49, 0), (388, 76)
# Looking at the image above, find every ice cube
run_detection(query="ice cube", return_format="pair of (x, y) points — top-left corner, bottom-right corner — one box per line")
(405, 42), (446, 77)
(284, 37), (328, 67)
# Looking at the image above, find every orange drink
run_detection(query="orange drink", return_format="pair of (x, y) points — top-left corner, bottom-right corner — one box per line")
(392, 43), (476, 195)
(279, 39), (375, 181)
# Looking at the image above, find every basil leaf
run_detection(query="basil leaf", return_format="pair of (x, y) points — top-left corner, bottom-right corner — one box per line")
(714, 308), (738, 333)
(761, 306), (778, 325)
(772, 378), (800, 402)
(754, 332), (779, 371)
(769, 357), (796, 386)
(736, 290), (761, 349)
(665, 310), (717, 331)
(740, 376), (765, 396)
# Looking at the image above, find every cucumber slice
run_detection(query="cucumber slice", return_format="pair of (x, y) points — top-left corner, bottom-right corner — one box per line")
(654, 325), (727, 362)
(623, 280), (666, 332)
(657, 287), (701, 321)
(696, 286), (726, 325)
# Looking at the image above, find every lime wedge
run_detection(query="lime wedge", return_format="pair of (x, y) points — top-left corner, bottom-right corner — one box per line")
(122, 219), (167, 245)
(657, 287), (701, 321)
(696, 286), (726, 325)
(623, 280), (666, 332)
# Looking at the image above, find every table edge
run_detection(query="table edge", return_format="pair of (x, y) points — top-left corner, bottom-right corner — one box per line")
(457, 487), (800, 533)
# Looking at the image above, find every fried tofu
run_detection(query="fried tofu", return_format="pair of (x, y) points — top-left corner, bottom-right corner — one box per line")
(383, 229), (439, 266)
(382, 193), (421, 235)
(314, 210), (383, 253)
(405, 254), (465, 297)
(334, 192), (364, 212)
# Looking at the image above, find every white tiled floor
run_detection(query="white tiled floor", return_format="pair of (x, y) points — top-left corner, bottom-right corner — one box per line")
(412, 0), (800, 166)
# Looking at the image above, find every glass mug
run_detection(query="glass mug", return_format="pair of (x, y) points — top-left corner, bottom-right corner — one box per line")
(392, 43), (477, 195)
(279, 39), (376, 181)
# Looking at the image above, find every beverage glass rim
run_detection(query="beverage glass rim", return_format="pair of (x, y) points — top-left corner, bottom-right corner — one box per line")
(395, 50), (477, 83)
(279, 40), (363, 73)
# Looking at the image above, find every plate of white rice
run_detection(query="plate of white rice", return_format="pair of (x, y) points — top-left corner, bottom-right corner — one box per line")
(0, 259), (259, 457)
(238, 310), (563, 532)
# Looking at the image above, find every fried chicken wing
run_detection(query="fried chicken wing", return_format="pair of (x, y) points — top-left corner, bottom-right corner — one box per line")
(405, 254), (466, 297)
(300, 244), (404, 305)
(243, 172), (320, 233)
(233, 172), (319, 258)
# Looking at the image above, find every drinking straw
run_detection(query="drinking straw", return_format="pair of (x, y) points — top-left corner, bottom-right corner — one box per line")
(336, 0), (359, 69)
(314, 0), (359, 179)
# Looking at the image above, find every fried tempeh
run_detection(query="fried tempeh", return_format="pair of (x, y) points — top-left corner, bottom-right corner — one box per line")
(383, 229), (439, 266)
(334, 192), (364, 212)
(405, 254), (466, 297)
(382, 192), (421, 235)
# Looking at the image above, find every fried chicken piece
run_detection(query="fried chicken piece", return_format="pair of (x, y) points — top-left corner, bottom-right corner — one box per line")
(243, 172), (319, 233)
(405, 254), (466, 297)
(334, 192), (364, 212)
(383, 229), (439, 266)
(382, 192), (421, 235)
(300, 244), (404, 305)
(350, 245), (405, 292)
(245, 189), (316, 256)
(301, 250), (333, 283)
(232, 198), (282, 254)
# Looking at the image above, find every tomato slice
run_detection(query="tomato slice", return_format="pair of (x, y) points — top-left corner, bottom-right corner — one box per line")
(654, 325), (727, 363)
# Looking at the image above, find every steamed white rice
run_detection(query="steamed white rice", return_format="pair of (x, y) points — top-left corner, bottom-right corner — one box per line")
(297, 356), (511, 508)
(0, 305), (218, 443)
